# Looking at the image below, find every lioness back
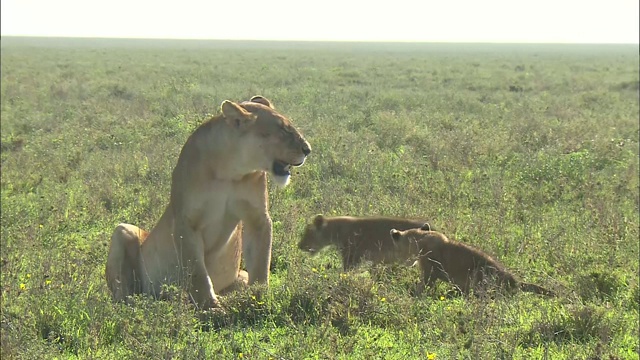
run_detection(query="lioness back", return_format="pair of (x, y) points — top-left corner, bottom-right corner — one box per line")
(298, 214), (429, 271)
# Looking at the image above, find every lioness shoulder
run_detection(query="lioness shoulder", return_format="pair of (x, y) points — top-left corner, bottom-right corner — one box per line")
(298, 214), (430, 271)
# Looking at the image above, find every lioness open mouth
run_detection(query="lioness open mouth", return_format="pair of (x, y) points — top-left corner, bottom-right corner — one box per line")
(273, 160), (304, 177)
(273, 161), (292, 176)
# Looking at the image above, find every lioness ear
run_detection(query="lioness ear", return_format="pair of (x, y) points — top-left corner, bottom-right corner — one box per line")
(421, 223), (431, 231)
(221, 100), (254, 127)
(313, 214), (326, 229)
(390, 229), (402, 241)
(249, 95), (274, 109)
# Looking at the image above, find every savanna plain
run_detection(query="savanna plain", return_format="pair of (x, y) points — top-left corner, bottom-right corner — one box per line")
(1, 37), (638, 359)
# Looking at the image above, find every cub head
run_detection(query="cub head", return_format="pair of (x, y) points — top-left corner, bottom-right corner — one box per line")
(389, 228), (406, 243)
(298, 214), (331, 254)
(389, 228), (417, 253)
(390, 222), (429, 243)
(390, 223), (432, 242)
(391, 223), (442, 252)
(221, 95), (311, 187)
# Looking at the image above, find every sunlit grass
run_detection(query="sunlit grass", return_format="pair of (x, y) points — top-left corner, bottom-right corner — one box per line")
(1, 38), (638, 359)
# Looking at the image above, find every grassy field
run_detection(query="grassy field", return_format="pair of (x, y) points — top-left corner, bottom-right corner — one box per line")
(1, 37), (638, 359)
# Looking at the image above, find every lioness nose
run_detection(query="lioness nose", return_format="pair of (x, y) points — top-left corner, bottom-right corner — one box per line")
(302, 144), (311, 156)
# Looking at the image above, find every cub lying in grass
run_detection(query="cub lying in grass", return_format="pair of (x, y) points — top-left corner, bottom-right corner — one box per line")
(298, 214), (429, 271)
(389, 225), (555, 297)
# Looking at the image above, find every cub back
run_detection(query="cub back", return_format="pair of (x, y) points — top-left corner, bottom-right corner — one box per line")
(299, 214), (429, 270)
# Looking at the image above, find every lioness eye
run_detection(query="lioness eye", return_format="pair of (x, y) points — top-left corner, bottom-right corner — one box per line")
(282, 124), (294, 133)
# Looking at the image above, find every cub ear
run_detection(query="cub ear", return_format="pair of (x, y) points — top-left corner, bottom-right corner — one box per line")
(420, 223), (431, 231)
(313, 214), (326, 229)
(221, 100), (254, 127)
(390, 229), (402, 241)
(249, 95), (274, 109)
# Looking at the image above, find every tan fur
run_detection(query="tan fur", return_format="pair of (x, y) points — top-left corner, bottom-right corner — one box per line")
(389, 227), (555, 297)
(298, 214), (429, 271)
(105, 96), (311, 309)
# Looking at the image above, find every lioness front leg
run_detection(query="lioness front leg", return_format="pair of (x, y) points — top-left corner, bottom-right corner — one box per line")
(173, 220), (219, 309)
(242, 213), (273, 284)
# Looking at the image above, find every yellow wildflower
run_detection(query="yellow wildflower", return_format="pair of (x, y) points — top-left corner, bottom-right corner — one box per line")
(19, 283), (26, 290)
(427, 352), (436, 360)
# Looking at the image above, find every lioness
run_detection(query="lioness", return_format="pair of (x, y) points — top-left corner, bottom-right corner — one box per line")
(106, 96), (311, 310)
(389, 226), (555, 297)
(298, 214), (429, 271)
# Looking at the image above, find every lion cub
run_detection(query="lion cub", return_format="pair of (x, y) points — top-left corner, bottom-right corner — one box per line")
(389, 225), (555, 297)
(298, 214), (429, 271)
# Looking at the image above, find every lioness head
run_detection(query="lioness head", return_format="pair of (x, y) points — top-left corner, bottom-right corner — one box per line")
(221, 96), (311, 186)
(298, 214), (331, 254)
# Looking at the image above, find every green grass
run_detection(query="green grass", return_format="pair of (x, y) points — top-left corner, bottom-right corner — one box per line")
(1, 37), (638, 359)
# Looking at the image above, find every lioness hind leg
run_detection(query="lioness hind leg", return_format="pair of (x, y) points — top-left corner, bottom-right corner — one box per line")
(105, 223), (146, 302)
(218, 270), (249, 295)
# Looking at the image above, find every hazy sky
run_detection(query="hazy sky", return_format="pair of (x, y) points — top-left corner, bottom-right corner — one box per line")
(1, 0), (638, 43)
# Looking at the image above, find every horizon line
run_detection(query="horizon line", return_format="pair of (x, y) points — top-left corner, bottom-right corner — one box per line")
(2, 35), (638, 46)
